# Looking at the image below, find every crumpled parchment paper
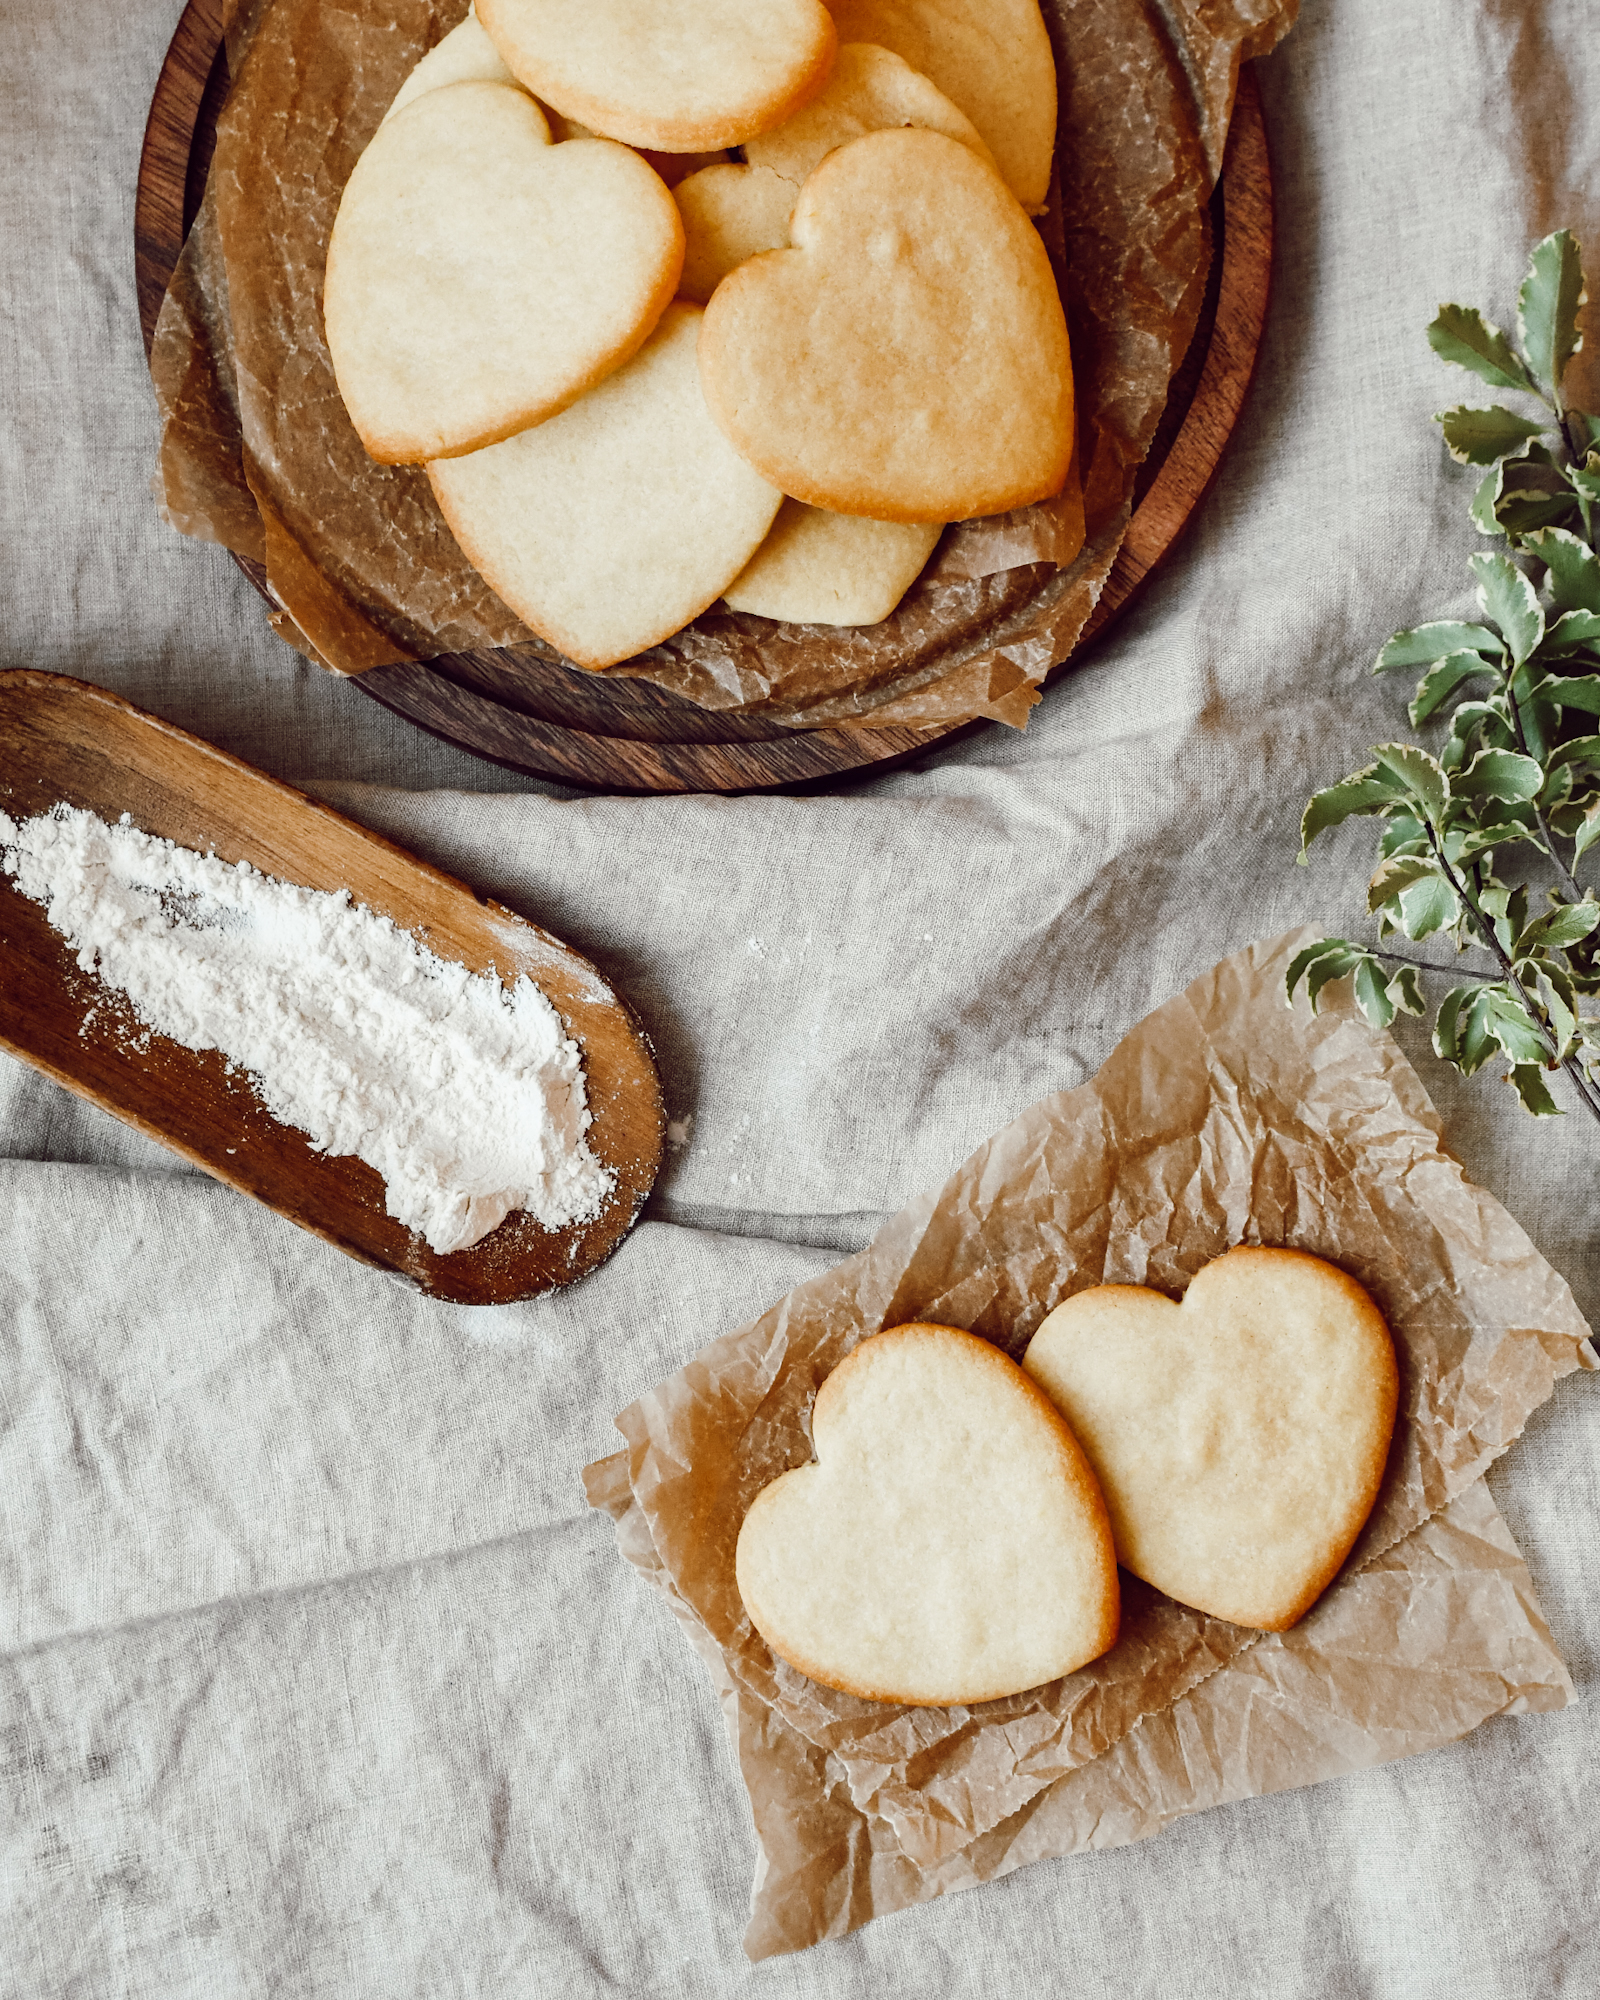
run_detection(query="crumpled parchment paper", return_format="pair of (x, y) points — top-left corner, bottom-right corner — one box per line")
(584, 929), (1594, 1956)
(149, 0), (1298, 731)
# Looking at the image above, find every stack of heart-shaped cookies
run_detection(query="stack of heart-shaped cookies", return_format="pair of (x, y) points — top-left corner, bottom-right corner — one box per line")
(735, 1248), (1399, 1708)
(322, 0), (1073, 667)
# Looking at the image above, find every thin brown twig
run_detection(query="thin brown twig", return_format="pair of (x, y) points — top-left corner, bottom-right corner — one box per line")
(1365, 943), (1493, 977)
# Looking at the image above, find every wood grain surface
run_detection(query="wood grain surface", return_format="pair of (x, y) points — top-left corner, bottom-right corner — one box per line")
(134, 4), (1272, 792)
(1079, 71), (1272, 648)
(0, 671), (665, 1305)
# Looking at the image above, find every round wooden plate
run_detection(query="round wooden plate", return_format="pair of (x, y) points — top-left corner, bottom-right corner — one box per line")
(136, 3), (1273, 793)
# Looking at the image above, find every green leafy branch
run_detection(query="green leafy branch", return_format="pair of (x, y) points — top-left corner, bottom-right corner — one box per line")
(1291, 232), (1600, 1125)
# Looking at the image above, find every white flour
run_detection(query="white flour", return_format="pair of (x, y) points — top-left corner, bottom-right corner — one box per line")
(0, 805), (614, 1254)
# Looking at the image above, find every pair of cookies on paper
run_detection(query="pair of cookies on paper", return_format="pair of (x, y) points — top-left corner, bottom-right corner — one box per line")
(737, 1249), (1398, 1708)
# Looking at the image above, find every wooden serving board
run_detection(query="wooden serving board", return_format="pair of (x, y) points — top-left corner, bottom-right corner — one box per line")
(0, 671), (664, 1305)
(135, 3), (1273, 793)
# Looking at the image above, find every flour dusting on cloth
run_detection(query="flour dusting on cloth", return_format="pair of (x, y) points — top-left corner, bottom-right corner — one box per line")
(0, 805), (613, 1253)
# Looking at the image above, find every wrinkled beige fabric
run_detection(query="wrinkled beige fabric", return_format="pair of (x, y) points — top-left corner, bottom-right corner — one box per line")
(1, 0), (1598, 1992)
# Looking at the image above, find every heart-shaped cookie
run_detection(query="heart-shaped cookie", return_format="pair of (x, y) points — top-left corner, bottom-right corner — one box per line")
(735, 1324), (1120, 1706)
(744, 40), (996, 186)
(1022, 1249), (1399, 1632)
(674, 164), (795, 306)
(697, 128), (1073, 521)
(672, 42), (994, 304)
(324, 80), (683, 464)
(428, 302), (783, 669)
(380, 8), (517, 126)
(382, 23), (729, 187)
(475, 0), (838, 151)
(723, 498), (940, 624)
(827, 0), (1058, 211)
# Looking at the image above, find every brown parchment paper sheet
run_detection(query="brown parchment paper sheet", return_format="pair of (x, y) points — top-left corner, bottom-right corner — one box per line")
(583, 930), (1594, 1958)
(149, 0), (1297, 732)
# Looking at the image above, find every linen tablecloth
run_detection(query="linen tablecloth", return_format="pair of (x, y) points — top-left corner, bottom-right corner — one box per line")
(3, 2), (1598, 1992)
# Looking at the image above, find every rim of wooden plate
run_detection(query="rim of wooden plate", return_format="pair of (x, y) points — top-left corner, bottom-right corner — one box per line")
(135, 4), (1273, 794)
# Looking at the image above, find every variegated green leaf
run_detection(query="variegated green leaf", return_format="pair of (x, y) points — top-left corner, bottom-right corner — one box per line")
(1432, 984), (1476, 1062)
(1284, 940), (1364, 1013)
(1534, 953), (1580, 1017)
(1285, 938), (1352, 1004)
(1549, 733), (1600, 775)
(1457, 988), (1501, 1073)
(1298, 771), (1406, 858)
(1477, 885), (1516, 956)
(1517, 230), (1586, 399)
(1496, 491), (1580, 539)
(1541, 672), (1600, 714)
(1448, 696), (1514, 741)
(1525, 526), (1600, 611)
(1451, 746), (1544, 802)
(1471, 464), (1504, 536)
(1499, 885), (1532, 956)
(1482, 989), (1551, 1064)
(1494, 446), (1567, 496)
(1435, 405), (1549, 465)
(1451, 820), (1532, 861)
(1388, 964), (1427, 1016)
(1539, 612), (1600, 658)
(1353, 957), (1395, 1028)
(1305, 946), (1363, 1010)
(1469, 551), (1544, 664)
(1367, 855), (1437, 912)
(1524, 963), (1579, 1058)
(1538, 761), (1575, 814)
(1398, 872), (1459, 939)
(1442, 699), (1512, 772)
(1379, 812), (1428, 858)
(1569, 457), (1600, 503)
(1575, 798), (1600, 861)
(1427, 304), (1539, 394)
(1408, 650), (1496, 725)
(1372, 743), (1449, 820)
(1550, 787), (1600, 835)
(1374, 622), (1503, 673)
(1510, 672), (1553, 763)
(1519, 899), (1600, 951)
(1499, 471), (1571, 502)
(1508, 1064), (1563, 1115)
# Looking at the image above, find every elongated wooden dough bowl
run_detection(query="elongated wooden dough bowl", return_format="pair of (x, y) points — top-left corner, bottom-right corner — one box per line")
(0, 671), (665, 1304)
